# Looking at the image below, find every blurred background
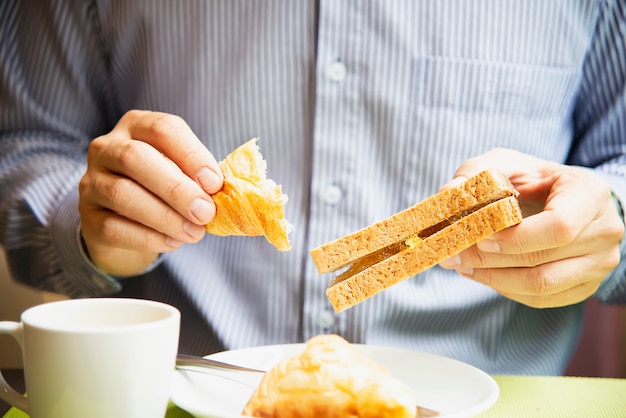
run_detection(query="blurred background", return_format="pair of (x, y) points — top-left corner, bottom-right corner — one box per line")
(0, 247), (66, 369)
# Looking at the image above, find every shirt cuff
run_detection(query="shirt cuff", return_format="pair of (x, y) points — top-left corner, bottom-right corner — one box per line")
(49, 188), (167, 297)
(49, 188), (122, 296)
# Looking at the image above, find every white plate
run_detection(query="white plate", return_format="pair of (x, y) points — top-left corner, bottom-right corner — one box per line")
(170, 343), (499, 418)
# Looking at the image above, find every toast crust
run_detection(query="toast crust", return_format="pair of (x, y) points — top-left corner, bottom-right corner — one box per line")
(325, 196), (522, 313)
(310, 169), (517, 274)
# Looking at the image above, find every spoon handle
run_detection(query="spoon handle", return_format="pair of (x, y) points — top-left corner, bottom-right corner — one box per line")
(176, 353), (266, 373)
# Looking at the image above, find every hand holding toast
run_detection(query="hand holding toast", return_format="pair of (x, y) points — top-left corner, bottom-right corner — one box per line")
(311, 169), (523, 312)
(79, 110), (224, 276)
(439, 148), (624, 308)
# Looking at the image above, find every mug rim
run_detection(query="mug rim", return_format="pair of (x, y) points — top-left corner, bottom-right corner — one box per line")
(20, 298), (181, 333)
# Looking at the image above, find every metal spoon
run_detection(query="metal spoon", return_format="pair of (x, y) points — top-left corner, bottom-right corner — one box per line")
(176, 353), (266, 373)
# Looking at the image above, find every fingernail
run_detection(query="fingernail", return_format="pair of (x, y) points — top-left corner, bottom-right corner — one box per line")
(197, 167), (221, 191)
(440, 254), (462, 268)
(190, 198), (215, 224)
(477, 239), (500, 253)
(165, 236), (183, 248)
(183, 220), (206, 239)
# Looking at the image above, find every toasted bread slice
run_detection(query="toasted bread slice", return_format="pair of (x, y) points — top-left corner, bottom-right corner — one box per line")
(205, 138), (292, 251)
(310, 169), (522, 313)
(326, 196), (522, 312)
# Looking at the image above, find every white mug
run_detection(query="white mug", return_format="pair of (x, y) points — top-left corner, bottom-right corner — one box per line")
(0, 298), (180, 418)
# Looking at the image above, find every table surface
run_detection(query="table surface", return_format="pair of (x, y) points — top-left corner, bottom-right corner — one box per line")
(3, 375), (626, 417)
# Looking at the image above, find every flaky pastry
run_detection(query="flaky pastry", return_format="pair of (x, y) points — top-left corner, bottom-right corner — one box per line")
(205, 138), (292, 251)
(242, 334), (416, 418)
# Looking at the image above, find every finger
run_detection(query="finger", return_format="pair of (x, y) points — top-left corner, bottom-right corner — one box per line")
(478, 172), (610, 255)
(118, 110), (223, 193)
(85, 170), (207, 243)
(93, 135), (216, 225)
(452, 148), (549, 181)
(461, 256), (605, 300)
(496, 281), (599, 309)
(81, 207), (182, 254)
(441, 224), (617, 269)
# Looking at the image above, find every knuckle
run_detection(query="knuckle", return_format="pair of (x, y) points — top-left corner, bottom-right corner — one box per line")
(471, 249), (488, 267)
(87, 135), (108, 161)
(78, 174), (91, 197)
(603, 247), (621, 272)
(163, 179), (192, 202)
(550, 213), (578, 246)
(181, 146), (205, 167)
(97, 215), (151, 251)
(96, 215), (124, 245)
(610, 248), (621, 269)
(526, 266), (560, 296)
(133, 229), (154, 251)
(517, 250), (545, 267)
(122, 109), (143, 121)
(160, 209), (189, 238)
(606, 219), (625, 243)
(116, 141), (145, 171)
(103, 177), (132, 205)
(147, 113), (186, 139)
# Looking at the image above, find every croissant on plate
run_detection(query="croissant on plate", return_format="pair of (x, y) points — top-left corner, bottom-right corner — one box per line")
(242, 334), (417, 418)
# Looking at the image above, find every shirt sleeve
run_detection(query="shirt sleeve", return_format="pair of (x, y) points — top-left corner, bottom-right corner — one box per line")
(569, 0), (626, 303)
(0, 1), (126, 297)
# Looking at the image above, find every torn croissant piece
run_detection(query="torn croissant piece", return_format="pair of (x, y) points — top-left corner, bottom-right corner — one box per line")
(242, 334), (418, 418)
(205, 138), (292, 251)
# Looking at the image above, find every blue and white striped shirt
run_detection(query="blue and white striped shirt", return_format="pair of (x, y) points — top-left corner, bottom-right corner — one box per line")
(1, 0), (625, 374)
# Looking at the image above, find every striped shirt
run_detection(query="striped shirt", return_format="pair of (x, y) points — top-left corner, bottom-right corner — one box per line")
(1, 0), (625, 375)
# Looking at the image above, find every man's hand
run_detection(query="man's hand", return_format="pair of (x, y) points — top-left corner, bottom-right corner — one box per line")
(78, 110), (224, 276)
(439, 148), (624, 308)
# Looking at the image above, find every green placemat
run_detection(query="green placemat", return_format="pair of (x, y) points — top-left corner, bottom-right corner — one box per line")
(5, 376), (626, 417)
(479, 376), (626, 417)
(3, 401), (193, 418)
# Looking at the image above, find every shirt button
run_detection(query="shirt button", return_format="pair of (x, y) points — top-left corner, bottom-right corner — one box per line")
(317, 310), (336, 329)
(321, 185), (343, 205)
(326, 61), (347, 82)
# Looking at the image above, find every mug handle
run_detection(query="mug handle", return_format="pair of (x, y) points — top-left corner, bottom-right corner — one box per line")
(0, 322), (29, 413)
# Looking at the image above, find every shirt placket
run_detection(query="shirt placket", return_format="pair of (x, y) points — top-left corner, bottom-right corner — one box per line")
(302, 1), (365, 340)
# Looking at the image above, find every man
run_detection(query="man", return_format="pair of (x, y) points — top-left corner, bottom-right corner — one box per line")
(1, 0), (625, 374)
